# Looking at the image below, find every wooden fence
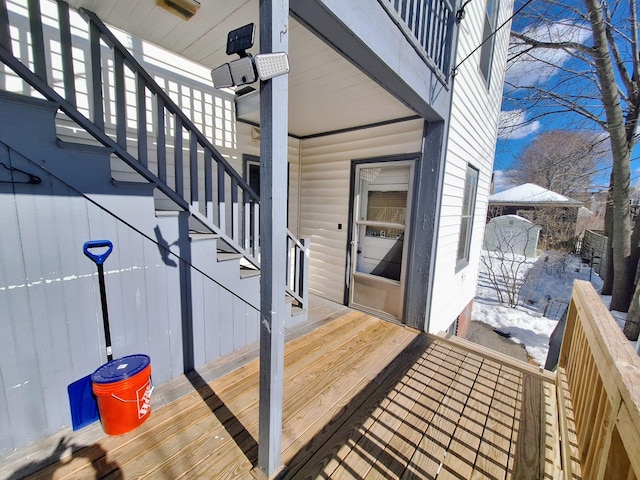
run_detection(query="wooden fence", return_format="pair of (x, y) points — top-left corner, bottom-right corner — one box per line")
(557, 280), (640, 479)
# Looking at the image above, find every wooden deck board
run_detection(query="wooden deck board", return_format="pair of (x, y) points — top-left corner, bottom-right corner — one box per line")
(5, 298), (564, 480)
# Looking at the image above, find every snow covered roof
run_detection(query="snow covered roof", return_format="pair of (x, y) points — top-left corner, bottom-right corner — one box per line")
(489, 183), (583, 206)
(490, 214), (534, 224)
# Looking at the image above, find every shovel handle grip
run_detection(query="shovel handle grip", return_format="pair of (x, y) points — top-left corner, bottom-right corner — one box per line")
(83, 240), (113, 265)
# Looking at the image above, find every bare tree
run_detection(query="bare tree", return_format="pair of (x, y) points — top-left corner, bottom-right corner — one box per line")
(506, 130), (607, 195)
(503, 0), (640, 335)
(519, 207), (581, 251)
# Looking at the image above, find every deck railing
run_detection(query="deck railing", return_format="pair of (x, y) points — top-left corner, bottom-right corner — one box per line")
(557, 280), (640, 479)
(379, 0), (455, 82)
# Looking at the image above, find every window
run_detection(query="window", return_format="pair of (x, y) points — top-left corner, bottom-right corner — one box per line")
(457, 165), (479, 267)
(479, 0), (499, 85)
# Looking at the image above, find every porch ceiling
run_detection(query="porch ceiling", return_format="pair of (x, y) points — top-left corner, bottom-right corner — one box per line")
(65, 0), (416, 137)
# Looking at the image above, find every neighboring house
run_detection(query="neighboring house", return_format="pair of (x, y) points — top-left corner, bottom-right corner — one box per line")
(488, 183), (583, 249)
(0, 0), (513, 459)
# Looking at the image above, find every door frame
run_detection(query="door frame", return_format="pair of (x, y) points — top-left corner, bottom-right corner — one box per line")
(344, 154), (418, 323)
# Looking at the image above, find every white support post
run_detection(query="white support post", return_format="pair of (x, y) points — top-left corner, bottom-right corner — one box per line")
(257, 0), (289, 477)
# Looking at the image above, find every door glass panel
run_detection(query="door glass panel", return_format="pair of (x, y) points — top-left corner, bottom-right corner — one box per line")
(355, 166), (409, 282)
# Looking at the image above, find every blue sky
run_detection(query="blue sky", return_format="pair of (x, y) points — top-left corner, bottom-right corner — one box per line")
(492, 0), (640, 193)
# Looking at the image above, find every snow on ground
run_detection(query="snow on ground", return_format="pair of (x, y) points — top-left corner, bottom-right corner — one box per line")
(473, 250), (604, 366)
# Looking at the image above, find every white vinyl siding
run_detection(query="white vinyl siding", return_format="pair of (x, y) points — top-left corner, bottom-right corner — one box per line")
(427, 0), (513, 333)
(299, 120), (423, 304)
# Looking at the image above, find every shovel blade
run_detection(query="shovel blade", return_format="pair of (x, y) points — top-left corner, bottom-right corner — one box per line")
(67, 374), (99, 430)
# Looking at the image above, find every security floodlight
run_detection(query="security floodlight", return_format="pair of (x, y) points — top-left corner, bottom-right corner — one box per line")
(229, 56), (257, 85)
(211, 63), (233, 89)
(211, 24), (290, 89)
(254, 52), (290, 81)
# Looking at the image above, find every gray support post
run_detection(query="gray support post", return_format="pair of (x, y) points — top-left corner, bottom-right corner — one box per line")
(257, 0), (289, 477)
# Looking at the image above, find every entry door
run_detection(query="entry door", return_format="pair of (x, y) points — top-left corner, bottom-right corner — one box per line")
(349, 161), (414, 321)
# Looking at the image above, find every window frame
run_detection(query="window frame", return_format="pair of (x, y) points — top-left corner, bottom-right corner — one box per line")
(479, 0), (499, 86)
(456, 164), (480, 269)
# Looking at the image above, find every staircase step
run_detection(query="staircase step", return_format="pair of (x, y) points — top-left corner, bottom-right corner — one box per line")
(240, 267), (260, 279)
(155, 210), (181, 217)
(112, 179), (155, 191)
(56, 139), (113, 155)
(291, 306), (306, 317)
(190, 232), (220, 241)
(218, 252), (243, 262)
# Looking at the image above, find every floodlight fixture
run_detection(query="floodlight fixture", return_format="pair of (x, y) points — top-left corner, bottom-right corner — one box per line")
(254, 52), (290, 81)
(211, 63), (233, 89)
(229, 56), (258, 85)
(211, 23), (290, 89)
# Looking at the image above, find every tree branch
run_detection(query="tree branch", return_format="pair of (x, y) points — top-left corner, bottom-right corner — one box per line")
(511, 30), (593, 55)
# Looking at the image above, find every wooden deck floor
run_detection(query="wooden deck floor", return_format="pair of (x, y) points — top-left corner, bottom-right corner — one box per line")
(4, 300), (560, 479)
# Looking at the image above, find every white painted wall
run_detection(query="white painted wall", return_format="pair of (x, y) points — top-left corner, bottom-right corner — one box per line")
(427, 0), (514, 333)
(299, 120), (423, 303)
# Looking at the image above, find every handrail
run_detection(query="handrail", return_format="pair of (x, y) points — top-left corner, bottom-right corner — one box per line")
(557, 280), (640, 479)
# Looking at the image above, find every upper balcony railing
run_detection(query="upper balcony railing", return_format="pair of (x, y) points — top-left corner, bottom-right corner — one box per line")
(379, 0), (455, 83)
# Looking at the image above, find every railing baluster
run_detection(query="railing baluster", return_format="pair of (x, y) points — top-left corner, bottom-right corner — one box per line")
(27, 0), (46, 81)
(88, 19), (104, 131)
(253, 202), (259, 257)
(156, 96), (166, 183)
(190, 131), (198, 210)
(243, 189), (251, 251)
(419, 0), (430, 47)
(231, 177), (238, 242)
(174, 115), (183, 196)
(413, 0), (422, 39)
(136, 73), (148, 167)
(0, 0), (11, 55)
(204, 149), (213, 222)
(218, 165), (226, 234)
(57, 1), (76, 106)
(114, 49), (126, 148)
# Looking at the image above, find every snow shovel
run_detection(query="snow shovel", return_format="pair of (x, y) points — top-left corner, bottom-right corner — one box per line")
(83, 240), (114, 361)
(67, 239), (114, 430)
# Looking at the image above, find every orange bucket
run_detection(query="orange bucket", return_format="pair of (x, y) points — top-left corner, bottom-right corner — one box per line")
(91, 354), (152, 435)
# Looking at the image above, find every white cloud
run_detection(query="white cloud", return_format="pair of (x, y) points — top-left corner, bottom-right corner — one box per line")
(498, 109), (540, 140)
(492, 170), (513, 193)
(506, 20), (592, 87)
(491, 170), (517, 193)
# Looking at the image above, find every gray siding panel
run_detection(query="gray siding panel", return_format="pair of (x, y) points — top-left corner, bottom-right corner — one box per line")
(0, 99), (261, 456)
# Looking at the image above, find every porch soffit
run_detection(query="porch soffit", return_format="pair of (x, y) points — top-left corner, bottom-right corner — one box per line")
(65, 0), (416, 137)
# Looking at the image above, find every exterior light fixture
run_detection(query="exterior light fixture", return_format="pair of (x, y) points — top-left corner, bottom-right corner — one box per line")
(211, 23), (290, 89)
(155, 0), (200, 20)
